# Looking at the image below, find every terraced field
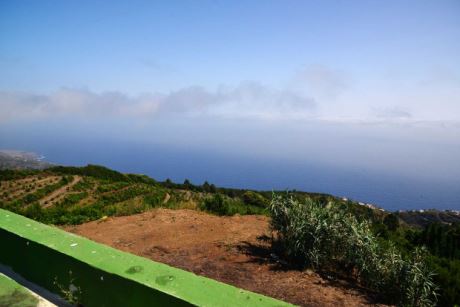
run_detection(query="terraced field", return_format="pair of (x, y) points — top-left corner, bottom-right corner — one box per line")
(0, 165), (279, 225)
(0, 175), (61, 202)
(0, 164), (387, 227)
(0, 165), (428, 230)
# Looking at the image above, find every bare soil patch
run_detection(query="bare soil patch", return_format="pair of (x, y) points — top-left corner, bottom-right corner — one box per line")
(63, 208), (387, 307)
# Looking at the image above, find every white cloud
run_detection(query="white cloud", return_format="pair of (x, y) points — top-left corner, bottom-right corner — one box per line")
(0, 83), (316, 122)
(1, 64), (459, 124)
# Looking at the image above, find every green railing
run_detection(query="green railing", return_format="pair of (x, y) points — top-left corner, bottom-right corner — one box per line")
(0, 209), (292, 306)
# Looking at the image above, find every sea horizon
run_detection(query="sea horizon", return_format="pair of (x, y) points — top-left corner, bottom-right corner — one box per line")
(3, 141), (458, 212)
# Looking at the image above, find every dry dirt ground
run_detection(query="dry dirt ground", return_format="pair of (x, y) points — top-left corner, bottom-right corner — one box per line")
(63, 209), (387, 307)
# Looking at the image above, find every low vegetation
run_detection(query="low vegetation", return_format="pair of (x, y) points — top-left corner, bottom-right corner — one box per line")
(0, 165), (459, 305)
(200, 193), (267, 216)
(0, 165), (274, 224)
(269, 194), (438, 306)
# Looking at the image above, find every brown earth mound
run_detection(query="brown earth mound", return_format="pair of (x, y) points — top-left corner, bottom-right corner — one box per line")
(63, 209), (387, 306)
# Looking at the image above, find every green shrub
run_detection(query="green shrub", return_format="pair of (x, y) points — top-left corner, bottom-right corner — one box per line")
(96, 182), (130, 193)
(383, 213), (400, 231)
(23, 203), (45, 220)
(71, 178), (94, 192)
(201, 194), (229, 215)
(269, 194), (438, 306)
(100, 185), (151, 203)
(125, 173), (157, 185)
(0, 169), (39, 181)
(60, 192), (88, 206)
(242, 191), (269, 208)
(143, 192), (165, 207)
(200, 193), (266, 216)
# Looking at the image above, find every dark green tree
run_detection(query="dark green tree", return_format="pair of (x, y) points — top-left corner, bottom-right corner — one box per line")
(183, 179), (192, 190)
(384, 213), (400, 231)
(202, 181), (211, 192)
(164, 178), (173, 188)
(209, 184), (217, 193)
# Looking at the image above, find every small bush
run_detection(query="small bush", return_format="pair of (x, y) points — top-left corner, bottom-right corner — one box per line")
(60, 192), (88, 206)
(269, 194), (437, 306)
(200, 193), (266, 216)
(143, 192), (165, 207)
(201, 194), (229, 215)
(242, 191), (269, 208)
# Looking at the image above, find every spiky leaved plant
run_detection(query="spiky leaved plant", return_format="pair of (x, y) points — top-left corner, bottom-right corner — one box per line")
(269, 194), (438, 306)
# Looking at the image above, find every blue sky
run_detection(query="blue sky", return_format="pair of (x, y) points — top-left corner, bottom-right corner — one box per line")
(1, 1), (460, 200)
(1, 0), (459, 95)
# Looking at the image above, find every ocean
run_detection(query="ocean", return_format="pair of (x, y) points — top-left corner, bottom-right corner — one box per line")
(3, 138), (458, 212)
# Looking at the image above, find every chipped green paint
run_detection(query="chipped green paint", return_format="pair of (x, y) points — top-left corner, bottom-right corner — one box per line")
(0, 209), (293, 306)
(0, 273), (39, 307)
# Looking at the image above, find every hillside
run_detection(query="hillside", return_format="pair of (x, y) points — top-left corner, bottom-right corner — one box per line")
(397, 209), (460, 228)
(1, 161), (458, 227)
(0, 164), (388, 225)
(0, 164), (459, 306)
